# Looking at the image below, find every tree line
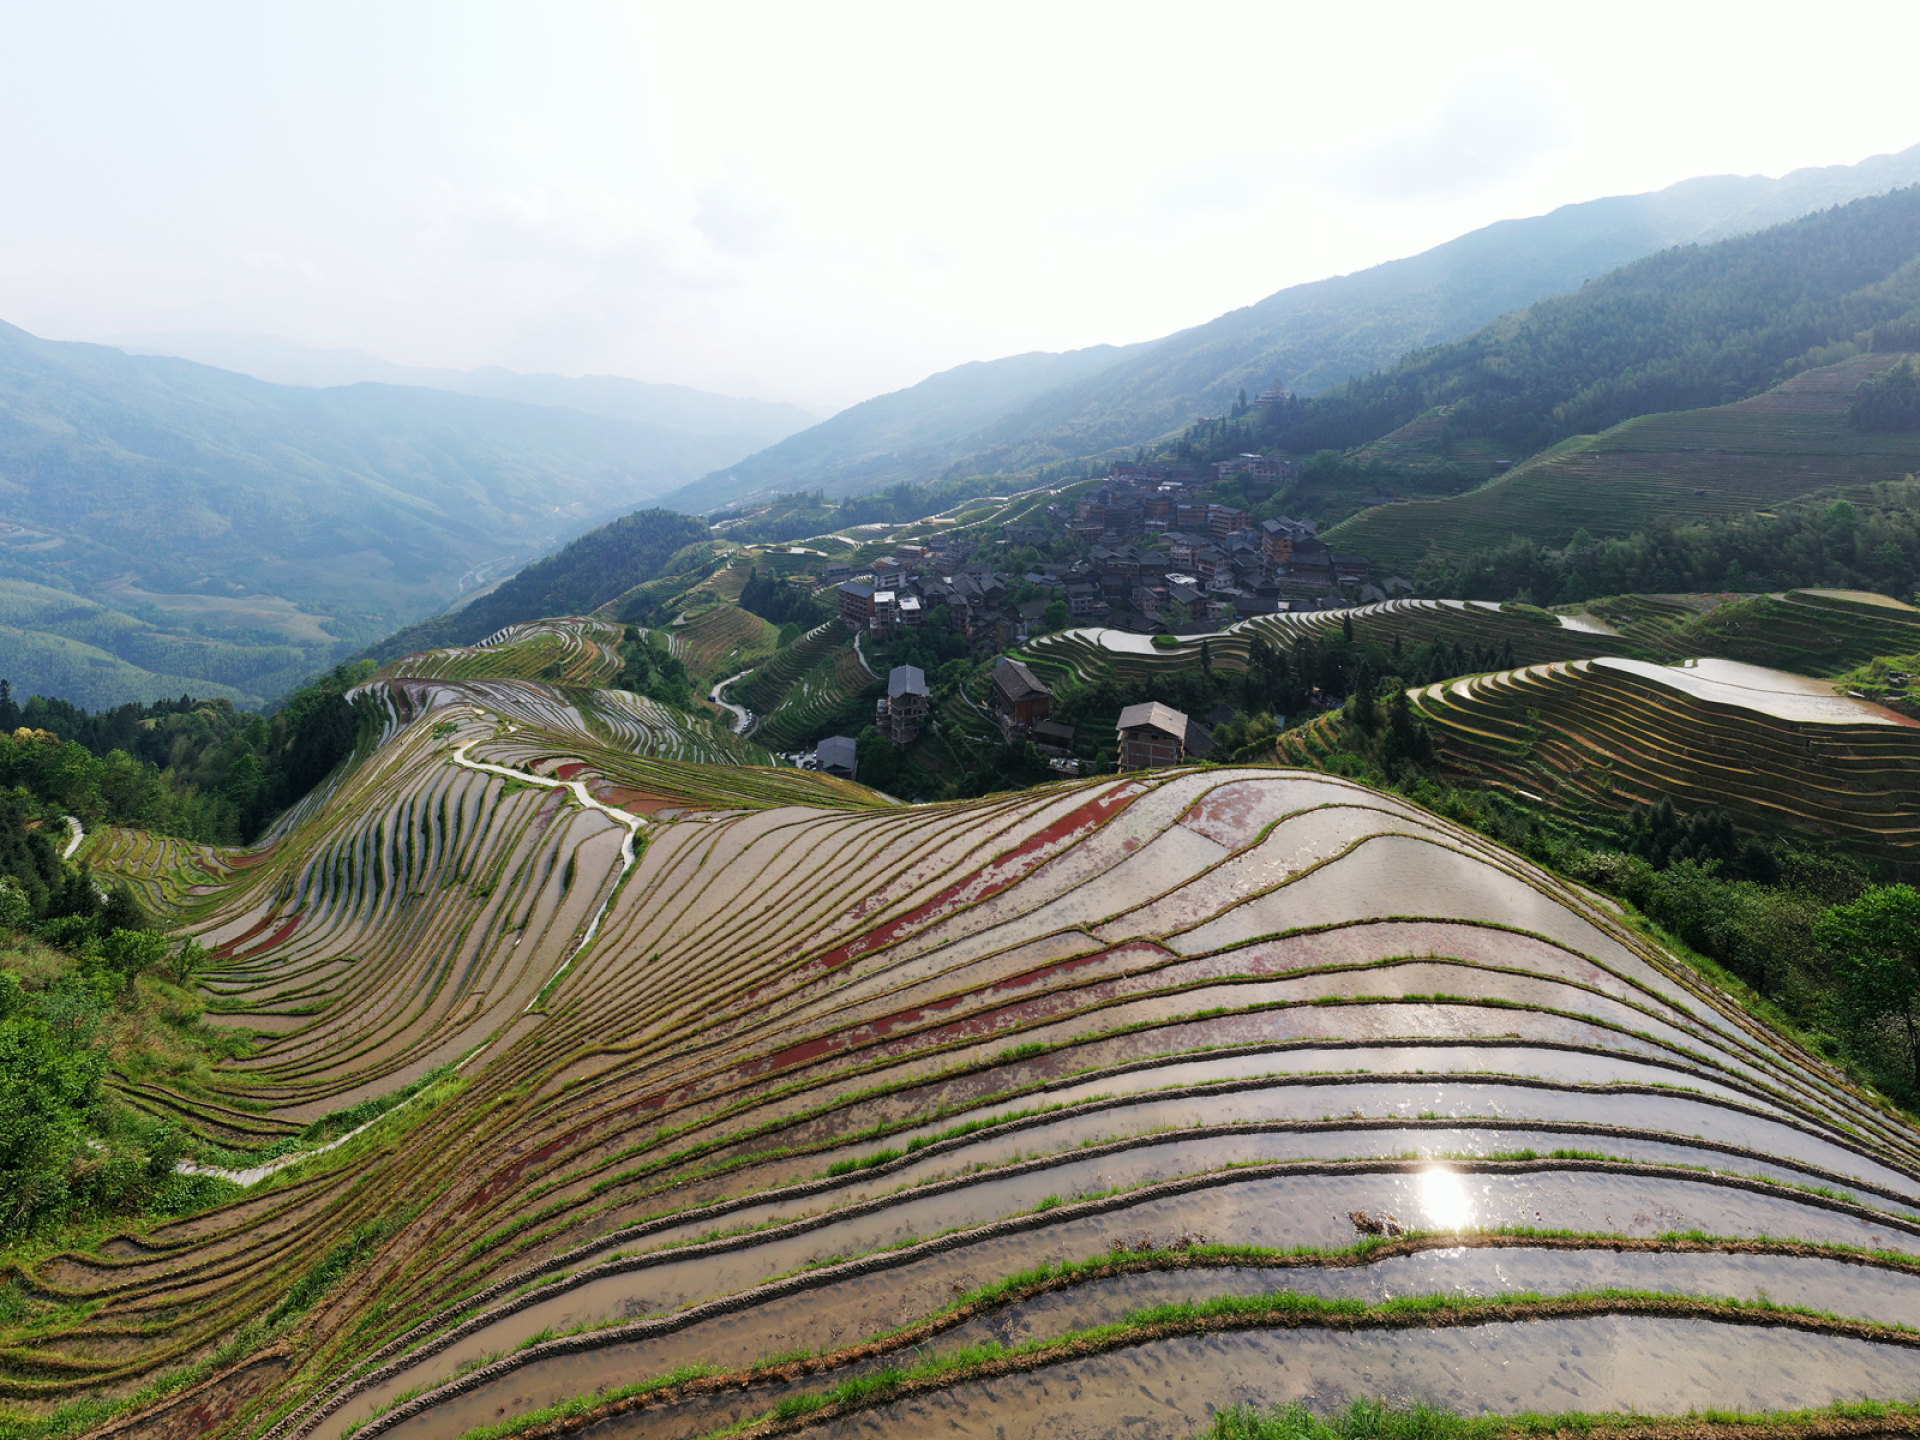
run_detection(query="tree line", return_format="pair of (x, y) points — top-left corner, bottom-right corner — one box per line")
(1413, 482), (1920, 606)
(0, 659), (379, 851)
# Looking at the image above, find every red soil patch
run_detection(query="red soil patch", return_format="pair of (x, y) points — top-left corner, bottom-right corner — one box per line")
(746, 940), (1176, 1077)
(213, 911), (294, 958)
(597, 785), (703, 816)
(808, 784), (1145, 976)
(237, 915), (303, 958)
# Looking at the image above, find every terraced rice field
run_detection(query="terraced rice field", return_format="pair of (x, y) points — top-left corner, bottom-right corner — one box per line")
(1662, 588), (1920, 675)
(1019, 599), (1626, 690)
(672, 602), (780, 684)
(1404, 655), (1920, 862)
(1327, 353), (1920, 572)
(734, 624), (843, 716)
(368, 618), (766, 766)
(380, 619), (630, 688)
(30, 648), (1920, 1439)
(751, 637), (880, 751)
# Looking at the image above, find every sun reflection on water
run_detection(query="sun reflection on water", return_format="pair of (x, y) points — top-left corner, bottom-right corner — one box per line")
(1417, 1165), (1476, 1231)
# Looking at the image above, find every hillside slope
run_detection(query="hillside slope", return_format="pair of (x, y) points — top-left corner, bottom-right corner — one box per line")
(363, 509), (715, 660)
(677, 145), (1920, 506)
(943, 147), (1920, 477)
(1276, 184), (1920, 469)
(0, 324), (738, 705)
(667, 342), (1154, 508)
(1328, 351), (1920, 570)
(1406, 653), (1920, 865)
(39, 667), (1920, 1437)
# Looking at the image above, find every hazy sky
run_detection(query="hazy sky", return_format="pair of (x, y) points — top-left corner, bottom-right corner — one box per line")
(5, 1), (1919, 412)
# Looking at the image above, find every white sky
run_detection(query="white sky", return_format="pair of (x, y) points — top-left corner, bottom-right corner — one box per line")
(4, 0), (1918, 413)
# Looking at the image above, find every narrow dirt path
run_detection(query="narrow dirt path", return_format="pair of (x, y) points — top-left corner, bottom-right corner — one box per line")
(182, 739), (650, 1188)
(447, 742), (644, 1009)
(62, 814), (84, 859)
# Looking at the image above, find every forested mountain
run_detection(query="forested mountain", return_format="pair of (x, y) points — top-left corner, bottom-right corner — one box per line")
(1271, 185), (1920, 459)
(364, 508), (713, 659)
(677, 144), (1920, 507)
(0, 324), (732, 707)
(946, 146), (1920, 473)
(105, 330), (818, 443)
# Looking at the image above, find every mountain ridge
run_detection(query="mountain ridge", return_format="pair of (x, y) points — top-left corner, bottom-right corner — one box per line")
(678, 143), (1920, 509)
(0, 322), (746, 704)
(100, 329), (820, 442)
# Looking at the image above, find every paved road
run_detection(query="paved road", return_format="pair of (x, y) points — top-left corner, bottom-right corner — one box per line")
(709, 670), (755, 734)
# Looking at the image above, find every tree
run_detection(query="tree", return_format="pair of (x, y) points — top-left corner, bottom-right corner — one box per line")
(1850, 357), (1920, 432)
(1816, 884), (1920, 1087)
(94, 928), (170, 992)
(0, 973), (103, 1238)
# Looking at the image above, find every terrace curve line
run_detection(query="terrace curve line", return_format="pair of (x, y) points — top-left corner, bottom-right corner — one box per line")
(39, 661), (1920, 1440)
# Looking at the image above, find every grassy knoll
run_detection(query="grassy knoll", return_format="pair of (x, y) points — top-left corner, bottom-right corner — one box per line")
(380, 619), (628, 688)
(1670, 590), (1920, 675)
(734, 625), (843, 716)
(663, 564), (784, 684)
(1327, 355), (1920, 574)
(1562, 590), (1920, 675)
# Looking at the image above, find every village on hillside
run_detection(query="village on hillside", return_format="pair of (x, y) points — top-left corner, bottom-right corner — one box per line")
(789, 453), (1399, 781)
(831, 454), (1399, 652)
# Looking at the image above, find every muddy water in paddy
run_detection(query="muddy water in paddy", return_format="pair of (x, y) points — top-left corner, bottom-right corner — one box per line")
(817, 1319), (1920, 1440)
(734, 1043), (1778, 1157)
(820, 1121), (1920, 1220)
(353, 1250), (1920, 1440)
(850, 1076), (1917, 1202)
(315, 1167), (1920, 1440)
(562, 1121), (1920, 1290)
(595, 1075), (1916, 1243)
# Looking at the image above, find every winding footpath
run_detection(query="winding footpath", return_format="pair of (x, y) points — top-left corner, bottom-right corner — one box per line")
(708, 670), (755, 735)
(446, 741), (645, 1010)
(62, 814), (84, 860)
(182, 739), (649, 1189)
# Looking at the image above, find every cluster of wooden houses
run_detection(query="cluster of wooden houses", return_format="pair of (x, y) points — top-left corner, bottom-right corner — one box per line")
(817, 678), (1208, 782)
(824, 450), (1400, 644)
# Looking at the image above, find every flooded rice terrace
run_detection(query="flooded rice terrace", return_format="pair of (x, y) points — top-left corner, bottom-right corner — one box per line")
(815, 1320), (1920, 1440)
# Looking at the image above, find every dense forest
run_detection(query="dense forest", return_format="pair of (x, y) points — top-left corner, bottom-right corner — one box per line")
(1852, 355), (1920, 430)
(1166, 188), (1920, 471)
(0, 662), (377, 854)
(1414, 479), (1920, 604)
(736, 565), (830, 629)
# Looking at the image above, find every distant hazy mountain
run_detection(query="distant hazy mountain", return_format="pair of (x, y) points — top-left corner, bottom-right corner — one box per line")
(0, 322), (762, 706)
(679, 143), (1920, 508)
(662, 342), (1156, 512)
(101, 331), (819, 444)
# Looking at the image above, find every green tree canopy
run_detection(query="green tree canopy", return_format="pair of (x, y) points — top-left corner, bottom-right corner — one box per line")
(1815, 883), (1920, 1086)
